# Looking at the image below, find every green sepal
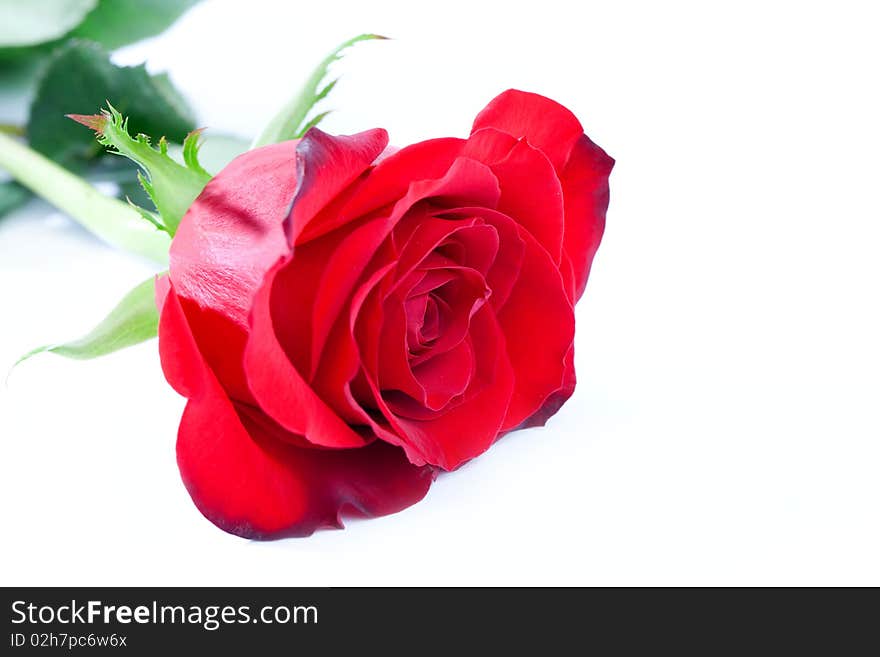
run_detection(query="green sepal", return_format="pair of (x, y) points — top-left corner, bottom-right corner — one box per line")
(126, 195), (166, 233)
(68, 105), (210, 235)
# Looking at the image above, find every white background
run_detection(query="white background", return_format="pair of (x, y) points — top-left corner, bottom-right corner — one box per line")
(1, 0), (878, 585)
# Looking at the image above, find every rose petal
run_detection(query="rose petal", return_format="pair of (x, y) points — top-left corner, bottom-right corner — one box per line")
(471, 89), (584, 170)
(307, 156), (501, 373)
(472, 92), (613, 301)
(464, 127), (564, 264)
(377, 292), (427, 403)
(285, 127), (389, 245)
(306, 214), (394, 377)
(407, 266), (490, 366)
(332, 138), (466, 224)
(489, 138), (565, 264)
(411, 339), (474, 409)
(462, 126), (518, 163)
(160, 285), (433, 539)
(154, 273), (170, 311)
(312, 263), (399, 431)
(383, 307), (515, 469)
(433, 206), (573, 428)
(170, 141), (296, 329)
(517, 343), (576, 429)
(495, 222), (576, 430)
(438, 207), (525, 311)
(243, 261), (372, 449)
(393, 213), (500, 280)
(382, 335), (475, 418)
(169, 141), (297, 400)
(560, 134), (614, 299)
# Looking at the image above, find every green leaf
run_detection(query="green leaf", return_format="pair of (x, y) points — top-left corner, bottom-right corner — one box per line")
(0, 0), (97, 48)
(0, 181), (30, 215)
(0, 131), (170, 262)
(68, 104), (210, 234)
(252, 34), (387, 148)
(17, 275), (160, 364)
(140, 71), (196, 133)
(0, 0), (201, 58)
(28, 40), (196, 172)
(69, 0), (201, 50)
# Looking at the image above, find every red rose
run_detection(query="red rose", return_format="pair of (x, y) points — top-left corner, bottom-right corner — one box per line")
(156, 90), (613, 538)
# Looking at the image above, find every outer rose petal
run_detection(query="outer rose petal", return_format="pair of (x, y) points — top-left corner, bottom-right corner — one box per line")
(169, 141), (297, 400)
(159, 283), (433, 539)
(285, 127), (389, 245)
(516, 343), (576, 430)
(171, 142), (297, 331)
(560, 134), (614, 299)
(495, 221), (576, 430)
(472, 90), (614, 301)
(154, 273), (170, 312)
(471, 89), (584, 170)
(465, 128), (565, 264)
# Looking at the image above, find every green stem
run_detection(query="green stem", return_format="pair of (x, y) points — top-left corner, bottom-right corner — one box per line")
(0, 132), (169, 264)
